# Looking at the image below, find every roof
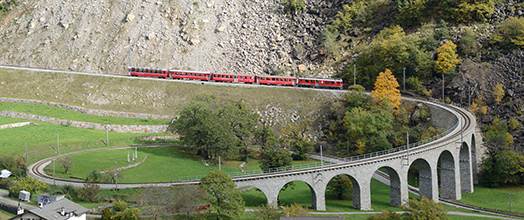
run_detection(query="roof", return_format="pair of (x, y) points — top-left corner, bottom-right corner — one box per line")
(28, 198), (89, 220)
(0, 169), (11, 178)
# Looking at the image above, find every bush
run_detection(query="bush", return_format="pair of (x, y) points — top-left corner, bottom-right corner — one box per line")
(509, 117), (519, 130)
(491, 16), (524, 50)
(78, 182), (100, 203)
(8, 177), (47, 198)
(406, 76), (421, 91)
(254, 203), (282, 220)
(283, 203), (310, 217)
(282, 0), (305, 17)
(459, 28), (478, 57)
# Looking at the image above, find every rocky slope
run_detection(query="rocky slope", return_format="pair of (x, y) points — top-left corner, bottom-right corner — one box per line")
(0, 0), (349, 77)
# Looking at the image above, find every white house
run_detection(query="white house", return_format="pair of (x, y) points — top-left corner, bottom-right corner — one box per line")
(8, 196), (89, 220)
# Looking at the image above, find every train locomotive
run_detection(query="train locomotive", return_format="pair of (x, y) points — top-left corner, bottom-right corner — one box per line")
(128, 66), (343, 89)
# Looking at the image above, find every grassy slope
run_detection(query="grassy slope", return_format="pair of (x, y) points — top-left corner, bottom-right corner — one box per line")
(44, 145), (329, 183)
(0, 120), (159, 163)
(0, 102), (169, 125)
(0, 68), (334, 117)
(0, 115), (27, 125)
(459, 185), (524, 214)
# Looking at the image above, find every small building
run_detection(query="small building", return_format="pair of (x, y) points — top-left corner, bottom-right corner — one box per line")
(8, 195), (89, 220)
(0, 169), (12, 178)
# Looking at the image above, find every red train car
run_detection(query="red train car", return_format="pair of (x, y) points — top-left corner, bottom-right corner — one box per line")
(128, 67), (169, 78)
(256, 76), (296, 86)
(211, 73), (255, 83)
(169, 70), (211, 81)
(297, 77), (343, 89)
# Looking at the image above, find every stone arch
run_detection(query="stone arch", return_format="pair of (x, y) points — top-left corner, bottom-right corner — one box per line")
(325, 173), (361, 210)
(459, 142), (473, 193)
(438, 150), (459, 199)
(409, 158), (435, 201)
(372, 167), (402, 207)
(276, 180), (317, 209)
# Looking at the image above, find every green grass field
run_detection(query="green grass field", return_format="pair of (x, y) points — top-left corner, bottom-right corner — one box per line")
(0, 115), (28, 125)
(0, 119), (161, 163)
(0, 102), (169, 125)
(459, 185), (524, 214)
(44, 145), (330, 183)
(0, 209), (15, 219)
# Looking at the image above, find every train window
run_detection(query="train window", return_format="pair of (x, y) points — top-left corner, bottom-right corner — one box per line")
(251, 77), (253, 79)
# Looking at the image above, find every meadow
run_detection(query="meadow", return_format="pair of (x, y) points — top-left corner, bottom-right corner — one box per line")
(0, 116), (161, 164)
(0, 102), (169, 125)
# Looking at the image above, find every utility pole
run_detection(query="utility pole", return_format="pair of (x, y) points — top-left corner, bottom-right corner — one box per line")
(219, 156), (221, 171)
(403, 67), (406, 91)
(53, 159), (56, 185)
(320, 145), (323, 172)
(115, 162), (118, 191)
(25, 43), (28, 67)
(468, 86), (471, 106)
(106, 127), (109, 147)
(442, 74), (445, 102)
(353, 64), (356, 86)
(407, 131), (410, 163)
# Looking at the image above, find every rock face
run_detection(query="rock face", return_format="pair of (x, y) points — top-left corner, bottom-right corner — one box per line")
(0, 0), (350, 77)
(447, 50), (524, 150)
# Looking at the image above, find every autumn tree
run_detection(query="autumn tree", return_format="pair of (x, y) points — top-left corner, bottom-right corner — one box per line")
(371, 69), (402, 112)
(58, 155), (74, 174)
(493, 83), (504, 103)
(435, 41), (462, 75)
(200, 170), (245, 220)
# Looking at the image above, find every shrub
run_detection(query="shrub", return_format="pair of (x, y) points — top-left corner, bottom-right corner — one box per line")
(8, 177), (47, 198)
(254, 203), (282, 220)
(78, 182), (100, 203)
(282, 0), (305, 17)
(459, 28), (479, 57)
(491, 16), (524, 50)
(406, 76), (421, 91)
(509, 117), (520, 130)
(283, 203), (310, 217)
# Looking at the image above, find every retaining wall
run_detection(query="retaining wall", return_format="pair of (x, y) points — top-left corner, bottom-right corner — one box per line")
(0, 97), (173, 120)
(0, 111), (167, 133)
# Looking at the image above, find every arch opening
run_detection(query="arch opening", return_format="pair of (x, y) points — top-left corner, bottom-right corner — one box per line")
(471, 134), (478, 184)
(371, 167), (402, 208)
(409, 158), (434, 201)
(460, 142), (473, 193)
(438, 150), (459, 199)
(276, 180), (315, 209)
(325, 174), (361, 210)
(238, 185), (269, 207)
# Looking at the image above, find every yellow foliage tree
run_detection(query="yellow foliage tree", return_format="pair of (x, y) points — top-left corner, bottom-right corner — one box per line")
(371, 69), (402, 112)
(493, 83), (504, 103)
(435, 41), (462, 75)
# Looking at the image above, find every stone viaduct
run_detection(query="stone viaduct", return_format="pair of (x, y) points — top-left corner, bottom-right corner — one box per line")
(233, 99), (477, 211)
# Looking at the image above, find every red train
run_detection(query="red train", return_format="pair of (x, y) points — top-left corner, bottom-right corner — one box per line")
(128, 66), (343, 89)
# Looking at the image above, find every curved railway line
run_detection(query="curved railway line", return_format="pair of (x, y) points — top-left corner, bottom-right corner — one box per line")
(7, 64), (517, 218)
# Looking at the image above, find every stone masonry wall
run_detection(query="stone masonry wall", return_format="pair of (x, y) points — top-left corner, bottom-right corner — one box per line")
(0, 111), (167, 133)
(0, 97), (173, 120)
